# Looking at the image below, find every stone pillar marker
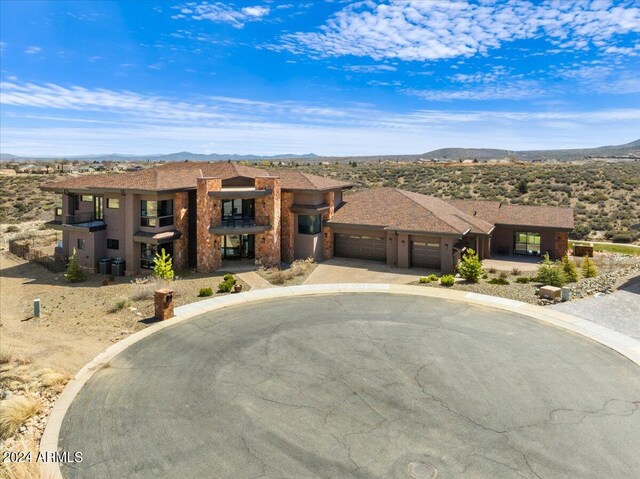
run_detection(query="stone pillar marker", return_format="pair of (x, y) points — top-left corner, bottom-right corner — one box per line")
(322, 191), (335, 260)
(154, 288), (175, 320)
(173, 191), (189, 271)
(281, 191), (295, 263)
(255, 176), (281, 268)
(196, 177), (222, 273)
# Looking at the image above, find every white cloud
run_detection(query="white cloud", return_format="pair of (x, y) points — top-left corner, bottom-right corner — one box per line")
(24, 46), (42, 54)
(274, 0), (640, 61)
(406, 80), (548, 101)
(343, 64), (397, 73)
(1, 81), (639, 155)
(174, 2), (270, 28)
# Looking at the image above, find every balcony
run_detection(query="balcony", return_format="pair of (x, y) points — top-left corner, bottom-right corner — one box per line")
(209, 216), (271, 235)
(46, 209), (106, 232)
(209, 188), (272, 200)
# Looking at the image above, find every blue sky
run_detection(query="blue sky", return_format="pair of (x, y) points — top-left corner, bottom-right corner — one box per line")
(1, 0), (639, 156)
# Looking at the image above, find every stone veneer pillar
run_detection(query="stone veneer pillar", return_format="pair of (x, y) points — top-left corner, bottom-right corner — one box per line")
(196, 177), (222, 273)
(554, 231), (568, 259)
(255, 177), (281, 268)
(173, 192), (189, 271)
(322, 191), (335, 259)
(280, 191), (295, 263)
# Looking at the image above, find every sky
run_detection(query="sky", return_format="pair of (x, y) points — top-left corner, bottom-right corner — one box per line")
(1, 0), (639, 157)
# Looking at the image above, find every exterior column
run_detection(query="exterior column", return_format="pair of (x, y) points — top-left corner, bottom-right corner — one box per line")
(255, 176), (281, 268)
(173, 192), (189, 271)
(281, 191), (295, 263)
(322, 191), (335, 260)
(554, 231), (568, 259)
(196, 177), (222, 273)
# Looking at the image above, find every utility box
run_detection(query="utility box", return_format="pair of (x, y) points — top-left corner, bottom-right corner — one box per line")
(539, 285), (562, 300)
(99, 258), (112, 275)
(154, 288), (175, 321)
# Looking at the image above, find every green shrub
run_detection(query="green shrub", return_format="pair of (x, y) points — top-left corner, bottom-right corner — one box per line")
(488, 267), (497, 274)
(535, 253), (566, 287)
(515, 276), (531, 284)
(5, 225), (19, 233)
(108, 297), (130, 313)
(64, 248), (86, 283)
(457, 248), (484, 283)
(419, 276), (431, 283)
(561, 255), (579, 282)
(488, 277), (509, 285)
(582, 255), (598, 278)
(198, 287), (213, 297)
(218, 274), (236, 292)
(223, 273), (234, 282)
(440, 275), (455, 287)
(153, 248), (174, 281)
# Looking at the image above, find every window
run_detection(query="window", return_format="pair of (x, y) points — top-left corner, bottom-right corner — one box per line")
(140, 200), (173, 227)
(514, 231), (541, 256)
(77, 238), (85, 250)
(81, 195), (93, 202)
(140, 242), (173, 270)
(106, 198), (120, 209)
(298, 214), (322, 235)
(107, 239), (119, 250)
(221, 199), (254, 220)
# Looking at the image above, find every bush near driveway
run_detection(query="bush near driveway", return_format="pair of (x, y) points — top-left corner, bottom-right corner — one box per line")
(440, 275), (455, 287)
(536, 253), (567, 287)
(218, 274), (236, 293)
(561, 255), (579, 282)
(582, 255), (598, 278)
(457, 248), (484, 283)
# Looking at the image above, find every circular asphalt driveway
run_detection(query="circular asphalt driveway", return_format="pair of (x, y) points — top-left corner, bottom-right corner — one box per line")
(59, 294), (640, 479)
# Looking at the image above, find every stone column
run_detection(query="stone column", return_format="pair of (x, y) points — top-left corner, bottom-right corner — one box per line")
(554, 231), (568, 259)
(196, 177), (222, 273)
(255, 176), (281, 268)
(322, 191), (335, 260)
(280, 191), (295, 263)
(173, 192), (189, 271)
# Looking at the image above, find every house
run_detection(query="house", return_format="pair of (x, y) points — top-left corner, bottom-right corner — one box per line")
(41, 162), (574, 275)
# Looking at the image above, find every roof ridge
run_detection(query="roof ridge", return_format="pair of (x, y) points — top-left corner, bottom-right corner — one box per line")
(395, 189), (466, 233)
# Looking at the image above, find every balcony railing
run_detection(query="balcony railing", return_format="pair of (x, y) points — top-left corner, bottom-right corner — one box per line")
(210, 216), (271, 234)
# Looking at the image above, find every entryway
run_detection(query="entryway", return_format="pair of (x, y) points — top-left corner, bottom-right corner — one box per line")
(222, 234), (255, 260)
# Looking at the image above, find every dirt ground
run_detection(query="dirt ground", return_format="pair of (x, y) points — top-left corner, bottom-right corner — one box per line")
(0, 252), (248, 375)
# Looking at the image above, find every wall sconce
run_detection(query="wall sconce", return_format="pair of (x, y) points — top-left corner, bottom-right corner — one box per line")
(120, 189), (125, 196)
(445, 243), (449, 250)
(389, 238), (392, 243)
(401, 240), (405, 245)
(261, 237), (266, 243)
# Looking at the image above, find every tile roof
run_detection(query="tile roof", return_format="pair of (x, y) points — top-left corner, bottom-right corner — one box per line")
(330, 187), (494, 235)
(41, 162), (353, 192)
(446, 199), (574, 230)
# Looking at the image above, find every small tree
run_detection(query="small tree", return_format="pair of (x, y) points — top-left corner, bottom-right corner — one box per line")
(561, 254), (578, 282)
(64, 248), (86, 283)
(536, 253), (566, 287)
(517, 178), (528, 194)
(153, 248), (174, 281)
(581, 255), (598, 278)
(457, 248), (483, 283)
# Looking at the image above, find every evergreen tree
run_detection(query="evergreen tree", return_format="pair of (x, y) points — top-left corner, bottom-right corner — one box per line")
(64, 248), (86, 283)
(457, 248), (484, 283)
(561, 254), (579, 282)
(581, 255), (598, 278)
(153, 248), (174, 281)
(536, 253), (566, 287)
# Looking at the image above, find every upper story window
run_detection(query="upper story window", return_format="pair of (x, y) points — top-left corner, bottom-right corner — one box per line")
(80, 195), (93, 202)
(298, 214), (322, 235)
(106, 198), (120, 209)
(222, 199), (254, 220)
(141, 199), (173, 227)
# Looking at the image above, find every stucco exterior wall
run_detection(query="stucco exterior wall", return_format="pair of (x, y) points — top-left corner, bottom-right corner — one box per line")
(255, 177), (281, 268)
(491, 226), (566, 259)
(293, 192), (324, 205)
(68, 230), (106, 270)
(103, 194), (126, 260)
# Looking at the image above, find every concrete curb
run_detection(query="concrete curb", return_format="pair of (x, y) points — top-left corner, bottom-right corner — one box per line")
(40, 284), (640, 479)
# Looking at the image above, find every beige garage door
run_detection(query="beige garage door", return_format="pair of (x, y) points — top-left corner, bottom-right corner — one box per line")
(411, 240), (441, 269)
(335, 233), (386, 261)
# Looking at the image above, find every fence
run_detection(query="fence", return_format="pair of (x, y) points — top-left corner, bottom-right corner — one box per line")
(8, 238), (67, 273)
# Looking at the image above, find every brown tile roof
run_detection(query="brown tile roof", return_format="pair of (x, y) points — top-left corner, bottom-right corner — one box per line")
(446, 199), (574, 230)
(330, 187), (494, 235)
(41, 162), (353, 192)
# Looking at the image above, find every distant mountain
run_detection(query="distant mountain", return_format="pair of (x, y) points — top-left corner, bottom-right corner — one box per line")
(421, 139), (640, 161)
(0, 151), (319, 162)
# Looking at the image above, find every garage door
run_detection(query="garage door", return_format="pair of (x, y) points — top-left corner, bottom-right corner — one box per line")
(335, 233), (386, 261)
(411, 240), (441, 269)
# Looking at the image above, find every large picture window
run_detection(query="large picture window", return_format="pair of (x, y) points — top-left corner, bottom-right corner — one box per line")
(298, 214), (322, 235)
(140, 242), (173, 270)
(514, 231), (541, 255)
(141, 199), (173, 227)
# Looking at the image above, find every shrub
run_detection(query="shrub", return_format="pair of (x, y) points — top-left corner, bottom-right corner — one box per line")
(108, 297), (130, 313)
(535, 253), (566, 287)
(130, 277), (158, 301)
(64, 248), (86, 283)
(153, 248), (174, 281)
(198, 287), (213, 297)
(561, 255), (579, 282)
(419, 276), (431, 283)
(218, 274), (236, 292)
(516, 276), (531, 284)
(498, 271), (508, 280)
(511, 268), (521, 276)
(0, 395), (42, 440)
(488, 277), (509, 285)
(5, 225), (19, 233)
(488, 267), (497, 274)
(457, 248), (484, 283)
(440, 275), (455, 287)
(582, 255), (598, 278)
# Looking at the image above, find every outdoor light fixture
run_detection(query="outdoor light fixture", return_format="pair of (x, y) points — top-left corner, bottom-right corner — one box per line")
(401, 240), (405, 245)
(120, 189), (125, 196)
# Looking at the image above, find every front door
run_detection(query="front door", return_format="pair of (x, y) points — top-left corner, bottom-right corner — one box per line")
(223, 235), (255, 259)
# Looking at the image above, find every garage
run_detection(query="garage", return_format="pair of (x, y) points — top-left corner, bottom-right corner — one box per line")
(411, 239), (441, 269)
(335, 233), (386, 261)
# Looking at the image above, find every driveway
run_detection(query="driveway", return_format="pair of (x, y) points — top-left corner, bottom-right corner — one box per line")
(551, 276), (640, 340)
(303, 257), (436, 284)
(59, 294), (640, 479)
